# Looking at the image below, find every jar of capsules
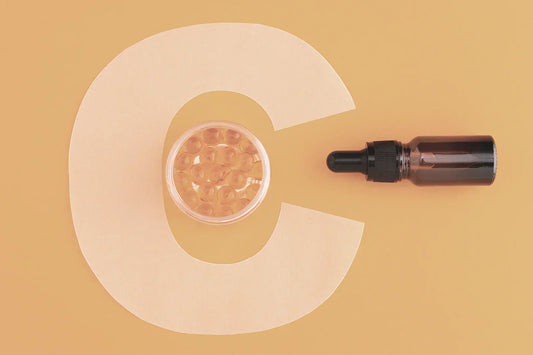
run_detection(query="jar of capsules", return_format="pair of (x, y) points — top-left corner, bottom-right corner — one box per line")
(166, 121), (270, 224)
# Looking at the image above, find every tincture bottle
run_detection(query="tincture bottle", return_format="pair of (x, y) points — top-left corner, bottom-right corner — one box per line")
(327, 136), (496, 185)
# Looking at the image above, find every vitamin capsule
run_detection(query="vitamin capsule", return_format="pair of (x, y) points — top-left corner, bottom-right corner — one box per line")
(207, 164), (229, 184)
(225, 129), (241, 145)
(226, 170), (247, 189)
(181, 188), (200, 208)
(245, 183), (260, 200)
(218, 186), (237, 205)
(174, 152), (194, 171)
(183, 135), (203, 154)
(240, 138), (258, 154)
(198, 182), (217, 202)
(197, 203), (214, 216)
(250, 161), (263, 179)
(190, 164), (209, 184)
(217, 146), (237, 166)
(235, 152), (254, 171)
(214, 205), (234, 217)
(203, 128), (222, 145)
(199, 146), (216, 164)
(232, 198), (250, 212)
(174, 172), (193, 192)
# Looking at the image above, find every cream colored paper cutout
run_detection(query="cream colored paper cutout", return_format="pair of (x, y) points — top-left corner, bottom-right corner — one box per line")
(70, 23), (362, 334)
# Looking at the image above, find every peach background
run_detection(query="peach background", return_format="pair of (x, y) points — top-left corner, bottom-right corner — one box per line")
(1, 0), (532, 354)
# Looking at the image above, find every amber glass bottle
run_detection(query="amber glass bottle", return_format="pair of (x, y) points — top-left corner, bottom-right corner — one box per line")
(327, 136), (496, 185)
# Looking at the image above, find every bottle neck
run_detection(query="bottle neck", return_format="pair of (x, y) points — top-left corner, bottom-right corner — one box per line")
(399, 144), (410, 180)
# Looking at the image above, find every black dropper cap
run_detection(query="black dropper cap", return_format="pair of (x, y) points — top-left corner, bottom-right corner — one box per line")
(327, 141), (401, 182)
(326, 150), (368, 173)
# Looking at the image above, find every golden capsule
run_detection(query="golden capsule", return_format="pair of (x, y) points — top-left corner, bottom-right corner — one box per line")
(183, 135), (203, 154)
(250, 161), (263, 179)
(181, 188), (200, 208)
(203, 128), (223, 145)
(226, 170), (247, 189)
(217, 146), (237, 166)
(174, 152), (194, 171)
(240, 138), (257, 154)
(225, 129), (241, 145)
(218, 186), (237, 205)
(197, 203), (214, 216)
(235, 152), (254, 171)
(174, 172), (193, 192)
(207, 164), (229, 184)
(233, 198), (250, 212)
(190, 164), (209, 184)
(214, 205), (234, 217)
(199, 146), (216, 164)
(197, 182), (217, 202)
(245, 183), (260, 200)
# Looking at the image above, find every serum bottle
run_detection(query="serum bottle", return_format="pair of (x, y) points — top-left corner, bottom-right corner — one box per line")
(327, 136), (496, 185)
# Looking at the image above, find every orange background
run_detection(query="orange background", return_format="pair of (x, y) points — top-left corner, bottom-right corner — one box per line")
(2, 0), (532, 354)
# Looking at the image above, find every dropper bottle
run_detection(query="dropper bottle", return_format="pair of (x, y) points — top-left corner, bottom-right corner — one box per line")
(327, 136), (496, 185)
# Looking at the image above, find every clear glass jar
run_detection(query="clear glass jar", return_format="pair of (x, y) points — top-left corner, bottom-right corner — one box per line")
(166, 121), (270, 224)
